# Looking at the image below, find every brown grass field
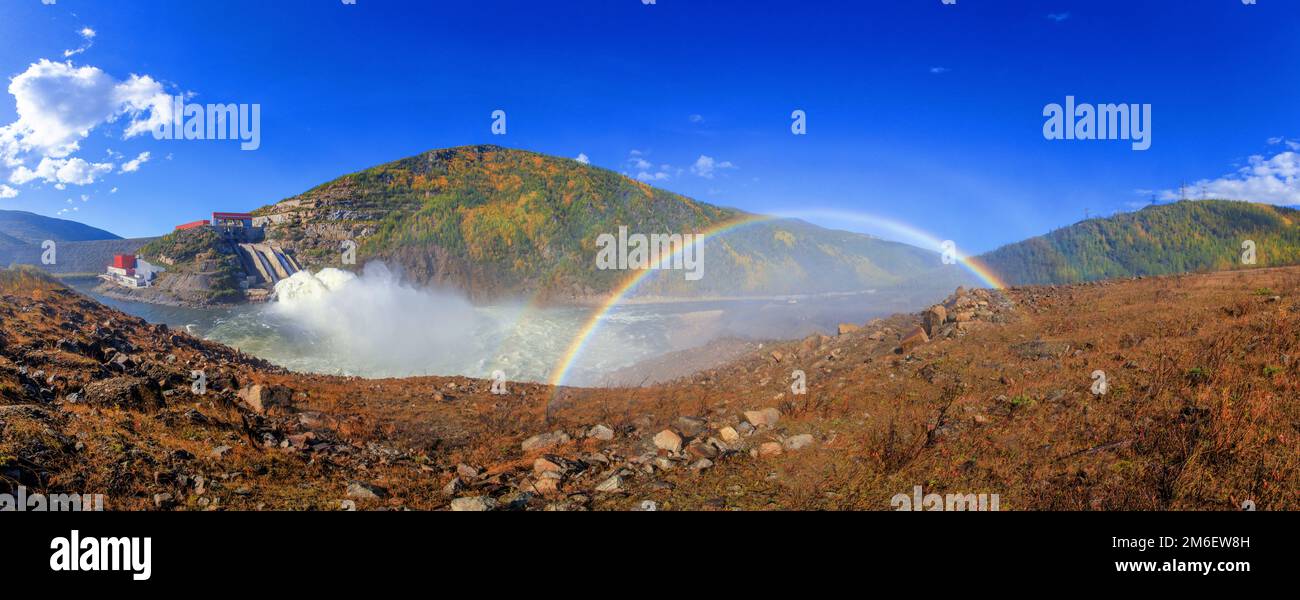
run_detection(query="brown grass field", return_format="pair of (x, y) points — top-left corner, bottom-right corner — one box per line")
(2, 264), (1296, 511)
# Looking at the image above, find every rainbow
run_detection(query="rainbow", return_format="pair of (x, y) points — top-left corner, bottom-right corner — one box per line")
(545, 210), (1009, 390)
(547, 213), (775, 389)
(767, 209), (1010, 290)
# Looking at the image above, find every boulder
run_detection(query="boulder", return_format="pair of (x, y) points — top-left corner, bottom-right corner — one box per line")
(346, 481), (389, 500)
(83, 377), (163, 411)
(784, 434), (815, 451)
(837, 323), (861, 335)
(744, 407), (781, 428)
(594, 475), (624, 493)
(587, 424), (615, 441)
(719, 426), (741, 443)
(533, 456), (565, 475)
(924, 305), (947, 337)
(521, 430), (570, 452)
(449, 496), (497, 511)
(674, 416), (707, 438)
(239, 384), (292, 414)
(899, 326), (929, 353)
(653, 429), (683, 453)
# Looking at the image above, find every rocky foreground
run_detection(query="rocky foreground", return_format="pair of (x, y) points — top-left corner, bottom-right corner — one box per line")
(1, 265), (1297, 510)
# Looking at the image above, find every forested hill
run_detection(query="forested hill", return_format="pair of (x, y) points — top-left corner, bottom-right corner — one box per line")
(978, 200), (1300, 285)
(253, 145), (970, 302)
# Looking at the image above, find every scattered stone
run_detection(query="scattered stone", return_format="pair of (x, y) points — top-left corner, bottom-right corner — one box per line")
(521, 430), (570, 452)
(456, 463), (481, 479)
(674, 416), (707, 437)
(924, 305), (947, 337)
(719, 426), (741, 443)
(736, 421), (756, 436)
(770, 350), (783, 363)
(686, 440), (719, 459)
(533, 456), (565, 474)
(153, 493), (173, 509)
(653, 429), (683, 453)
(783, 434), (815, 451)
(443, 477), (465, 496)
(595, 475), (624, 493)
(899, 326), (930, 353)
(83, 377), (163, 411)
(867, 331), (886, 341)
(837, 323), (861, 335)
(346, 481), (389, 500)
(449, 496), (497, 512)
(239, 384), (292, 414)
(587, 424), (615, 441)
(758, 442), (783, 457)
(744, 407), (781, 428)
(689, 458), (714, 471)
(533, 477), (561, 495)
(210, 445), (232, 459)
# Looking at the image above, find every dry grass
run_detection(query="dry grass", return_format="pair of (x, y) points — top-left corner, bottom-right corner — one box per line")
(1, 266), (1297, 510)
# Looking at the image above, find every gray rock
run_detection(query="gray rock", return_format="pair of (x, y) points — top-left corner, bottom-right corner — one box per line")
(744, 408), (780, 428)
(521, 430), (570, 452)
(674, 416), (708, 437)
(587, 424), (615, 441)
(346, 481), (389, 500)
(449, 496), (497, 512)
(784, 434), (815, 451)
(653, 429), (683, 453)
(595, 475), (624, 493)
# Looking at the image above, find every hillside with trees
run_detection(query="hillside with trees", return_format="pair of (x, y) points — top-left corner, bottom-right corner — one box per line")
(978, 200), (1300, 285)
(254, 145), (969, 302)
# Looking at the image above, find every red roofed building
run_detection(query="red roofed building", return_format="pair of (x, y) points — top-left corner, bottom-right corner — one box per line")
(175, 220), (209, 231)
(112, 254), (137, 270)
(212, 212), (254, 228)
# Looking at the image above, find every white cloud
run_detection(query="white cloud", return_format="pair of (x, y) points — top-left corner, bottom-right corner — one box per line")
(625, 150), (674, 182)
(119, 150), (150, 173)
(1047, 13), (1070, 23)
(574, 152), (590, 164)
(64, 27), (97, 57)
(0, 184), (16, 198)
(690, 155), (735, 179)
(1158, 150), (1300, 205)
(9, 156), (114, 186)
(929, 67), (950, 74)
(636, 170), (670, 182)
(0, 59), (171, 168)
(689, 114), (704, 124)
(109, 186), (118, 193)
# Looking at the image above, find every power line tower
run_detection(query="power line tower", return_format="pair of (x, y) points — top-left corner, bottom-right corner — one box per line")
(1179, 181), (1188, 201)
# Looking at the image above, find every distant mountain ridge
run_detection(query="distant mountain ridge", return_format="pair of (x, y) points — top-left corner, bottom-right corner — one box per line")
(254, 145), (973, 302)
(0, 210), (121, 245)
(978, 200), (1300, 285)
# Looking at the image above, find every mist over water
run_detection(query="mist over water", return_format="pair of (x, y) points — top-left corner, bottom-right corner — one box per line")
(70, 263), (934, 387)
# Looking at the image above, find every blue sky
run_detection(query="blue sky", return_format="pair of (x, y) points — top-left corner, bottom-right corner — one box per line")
(0, 0), (1297, 253)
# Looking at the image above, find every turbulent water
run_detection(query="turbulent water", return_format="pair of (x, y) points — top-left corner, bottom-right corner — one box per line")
(70, 263), (925, 387)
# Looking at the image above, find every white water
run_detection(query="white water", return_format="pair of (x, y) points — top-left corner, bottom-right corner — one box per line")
(72, 265), (914, 387)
